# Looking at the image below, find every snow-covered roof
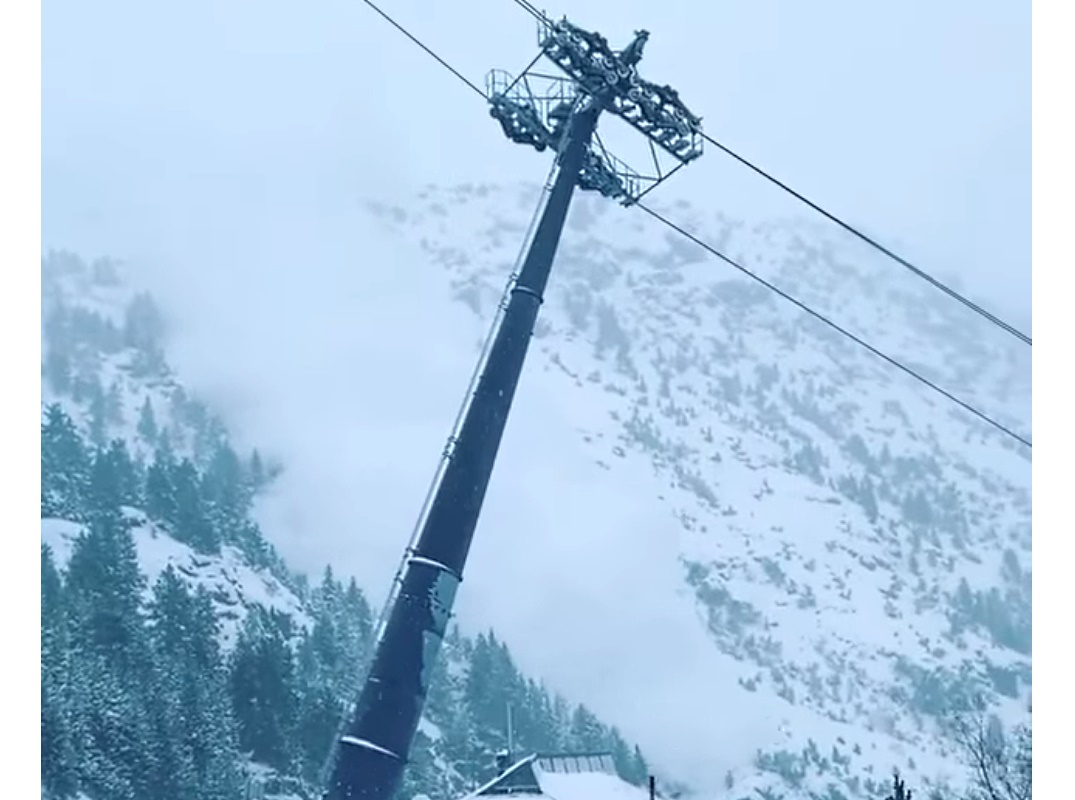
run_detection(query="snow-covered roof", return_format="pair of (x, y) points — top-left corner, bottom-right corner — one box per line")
(537, 770), (652, 800)
(465, 753), (650, 800)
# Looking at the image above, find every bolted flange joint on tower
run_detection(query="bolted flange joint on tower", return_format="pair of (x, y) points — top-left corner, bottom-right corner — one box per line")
(321, 17), (702, 800)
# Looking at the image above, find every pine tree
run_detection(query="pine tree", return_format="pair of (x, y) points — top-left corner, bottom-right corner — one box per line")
(145, 458), (177, 525)
(885, 771), (912, 800)
(171, 458), (220, 553)
(310, 600), (343, 680)
(148, 569), (243, 800)
(203, 440), (250, 541)
(41, 404), (91, 519)
(65, 517), (148, 677)
(294, 678), (344, 782)
(137, 397), (158, 444)
(628, 745), (649, 788)
(232, 518), (274, 571)
(314, 566), (339, 612)
(568, 704), (606, 751)
(63, 521), (158, 800)
(107, 439), (141, 507)
(464, 633), (509, 752)
(289, 572), (375, 780)
(73, 651), (158, 800)
(521, 679), (564, 752)
(125, 293), (167, 377)
(106, 380), (126, 425)
(87, 378), (108, 448)
(399, 729), (442, 800)
(140, 668), (198, 800)
(609, 728), (642, 784)
(229, 608), (300, 772)
(41, 546), (80, 799)
(248, 449), (267, 492)
(436, 682), (483, 776)
(87, 446), (125, 526)
(551, 693), (572, 740)
(341, 578), (374, 664)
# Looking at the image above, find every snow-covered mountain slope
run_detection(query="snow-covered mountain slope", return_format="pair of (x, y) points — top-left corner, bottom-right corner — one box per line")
(41, 170), (1030, 800)
(354, 182), (1031, 799)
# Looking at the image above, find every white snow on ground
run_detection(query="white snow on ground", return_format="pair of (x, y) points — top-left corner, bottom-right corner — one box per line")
(536, 769), (652, 800)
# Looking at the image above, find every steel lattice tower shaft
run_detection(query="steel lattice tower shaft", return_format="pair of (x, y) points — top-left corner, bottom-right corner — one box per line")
(323, 99), (602, 800)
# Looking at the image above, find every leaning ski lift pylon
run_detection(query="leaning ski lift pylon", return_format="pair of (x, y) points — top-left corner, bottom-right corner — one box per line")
(322, 18), (703, 800)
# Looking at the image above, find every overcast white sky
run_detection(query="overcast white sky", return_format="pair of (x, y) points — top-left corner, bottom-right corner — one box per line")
(41, 0), (1030, 791)
(43, 0), (1030, 321)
